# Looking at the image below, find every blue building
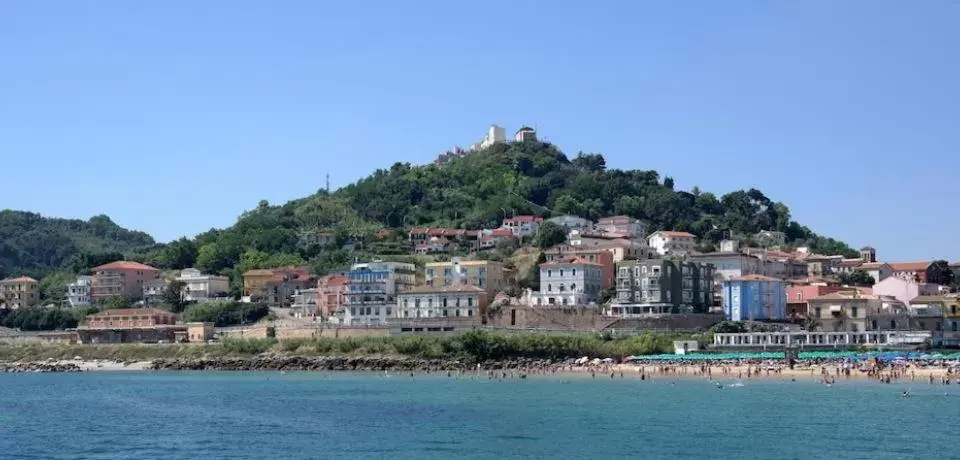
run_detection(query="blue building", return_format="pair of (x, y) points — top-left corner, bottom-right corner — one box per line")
(722, 275), (786, 321)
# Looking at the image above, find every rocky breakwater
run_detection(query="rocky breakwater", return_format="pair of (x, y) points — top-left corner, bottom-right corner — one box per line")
(150, 356), (559, 372)
(0, 362), (82, 373)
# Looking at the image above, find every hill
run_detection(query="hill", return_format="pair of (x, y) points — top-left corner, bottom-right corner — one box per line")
(0, 211), (156, 280)
(3, 140), (856, 289)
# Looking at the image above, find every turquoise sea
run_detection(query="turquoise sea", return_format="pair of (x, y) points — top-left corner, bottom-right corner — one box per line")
(0, 371), (957, 459)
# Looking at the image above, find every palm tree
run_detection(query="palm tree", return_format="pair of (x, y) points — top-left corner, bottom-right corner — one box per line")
(803, 314), (821, 331)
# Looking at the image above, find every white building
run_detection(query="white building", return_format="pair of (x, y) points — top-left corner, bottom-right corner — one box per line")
(719, 239), (739, 253)
(647, 231), (696, 256)
(527, 257), (603, 306)
(861, 262), (894, 283)
(339, 260), (416, 325)
(177, 268), (230, 302)
(596, 216), (646, 239)
(514, 126), (537, 142)
(502, 215), (543, 238)
(755, 230), (786, 247)
(546, 215), (592, 231)
(396, 285), (485, 319)
(480, 124), (506, 149)
(66, 275), (92, 308)
(291, 288), (319, 317)
(688, 252), (762, 282)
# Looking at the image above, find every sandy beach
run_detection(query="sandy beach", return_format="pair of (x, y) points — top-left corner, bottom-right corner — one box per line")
(613, 362), (958, 383)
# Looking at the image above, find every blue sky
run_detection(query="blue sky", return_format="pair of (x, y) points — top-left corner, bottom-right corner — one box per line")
(1, 1), (957, 262)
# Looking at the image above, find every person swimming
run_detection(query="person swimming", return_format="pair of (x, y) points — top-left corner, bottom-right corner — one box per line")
(902, 390), (910, 398)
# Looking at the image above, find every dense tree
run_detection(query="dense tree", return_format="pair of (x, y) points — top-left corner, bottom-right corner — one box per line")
(837, 270), (875, 287)
(535, 222), (568, 249)
(928, 260), (955, 286)
(183, 301), (270, 327)
(163, 280), (188, 313)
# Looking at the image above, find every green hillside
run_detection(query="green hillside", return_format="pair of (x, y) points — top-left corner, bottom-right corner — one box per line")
(2, 140), (856, 291)
(0, 211), (156, 279)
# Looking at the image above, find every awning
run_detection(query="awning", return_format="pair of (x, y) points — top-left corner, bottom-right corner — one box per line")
(830, 305), (842, 312)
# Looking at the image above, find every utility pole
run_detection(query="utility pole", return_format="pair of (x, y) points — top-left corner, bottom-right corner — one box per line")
(326, 173), (330, 193)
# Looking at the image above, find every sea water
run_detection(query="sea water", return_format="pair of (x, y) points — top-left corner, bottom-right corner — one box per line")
(0, 372), (957, 459)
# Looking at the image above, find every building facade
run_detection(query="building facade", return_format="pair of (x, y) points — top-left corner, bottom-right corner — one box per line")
(396, 285), (486, 320)
(889, 262), (933, 284)
(514, 126), (537, 142)
(141, 279), (168, 305)
(502, 215), (543, 238)
(0, 276), (39, 309)
(546, 215), (593, 231)
(722, 275), (787, 321)
(242, 266), (315, 307)
(318, 274), (348, 318)
(647, 231), (696, 256)
(91, 261), (160, 303)
(84, 308), (178, 329)
(424, 259), (504, 305)
(340, 261), (416, 325)
(610, 259), (714, 316)
(688, 252), (762, 282)
(596, 216), (646, 239)
(872, 276), (940, 306)
(177, 268), (229, 302)
(860, 262), (894, 283)
(67, 275), (93, 308)
(528, 257), (603, 306)
(543, 245), (615, 289)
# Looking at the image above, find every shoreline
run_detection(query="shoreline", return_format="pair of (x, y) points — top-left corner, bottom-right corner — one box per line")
(1, 357), (958, 385)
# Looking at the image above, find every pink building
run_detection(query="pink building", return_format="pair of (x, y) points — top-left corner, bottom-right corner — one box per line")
(785, 279), (842, 320)
(318, 274), (348, 318)
(872, 276), (940, 306)
(91, 261), (160, 302)
(502, 215), (543, 237)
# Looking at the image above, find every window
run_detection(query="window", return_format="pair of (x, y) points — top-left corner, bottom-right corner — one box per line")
(548, 284), (552, 292)
(351, 308), (356, 316)
(548, 270), (552, 278)
(443, 309), (448, 317)
(386, 308), (392, 316)
(815, 307), (821, 317)
(851, 307), (858, 318)
(572, 268), (577, 276)
(468, 309), (473, 317)
(571, 283), (577, 292)
(468, 297), (474, 307)
(442, 298), (448, 307)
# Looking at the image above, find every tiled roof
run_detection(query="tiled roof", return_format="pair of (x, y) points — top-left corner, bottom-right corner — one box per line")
(729, 274), (782, 282)
(89, 308), (175, 317)
(93, 261), (158, 271)
(541, 256), (602, 267)
(910, 295), (951, 304)
(840, 259), (864, 267)
(403, 285), (486, 294)
(0, 276), (37, 283)
(503, 215), (543, 223)
(652, 231), (695, 238)
(489, 229), (514, 237)
(243, 269), (278, 277)
(889, 262), (932, 272)
(860, 262), (888, 269)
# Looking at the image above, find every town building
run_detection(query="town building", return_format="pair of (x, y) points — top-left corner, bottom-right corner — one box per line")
(804, 254), (843, 277)
(889, 262), (934, 284)
(298, 230), (334, 248)
(860, 246), (877, 263)
(567, 236), (649, 262)
(546, 215), (592, 231)
(396, 285), (486, 320)
(241, 266), (315, 307)
(91, 261), (160, 303)
(66, 275), (93, 308)
(77, 308), (213, 344)
(514, 126), (537, 142)
(339, 261), (416, 325)
(687, 252), (761, 282)
(860, 262), (894, 283)
(141, 279), (168, 305)
(527, 257), (603, 306)
(610, 259), (714, 316)
(722, 275), (786, 321)
(806, 292), (906, 333)
(647, 231), (696, 257)
(0, 276), (39, 309)
(291, 288), (319, 317)
(872, 276), (941, 306)
(424, 259), (504, 305)
(785, 278), (842, 320)
(176, 268), (230, 302)
(478, 229), (515, 250)
(543, 245), (615, 289)
(713, 330), (931, 349)
(317, 274), (348, 319)
(480, 124), (506, 149)
(414, 236), (451, 254)
(596, 216), (646, 239)
(408, 228), (479, 247)
(502, 215), (543, 238)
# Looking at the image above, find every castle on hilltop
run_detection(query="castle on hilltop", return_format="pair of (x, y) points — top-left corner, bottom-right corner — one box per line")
(435, 124), (538, 166)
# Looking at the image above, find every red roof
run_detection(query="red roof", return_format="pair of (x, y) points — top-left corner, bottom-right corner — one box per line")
(489, 228), (514, 237)
(504, 215), (543, 223)
(541, 256), (601, 267)
(889, 262), (932, 272)
(653, 231), (695, 238)
(1, 276), (37, 283)
(93, 261), (158, 271)
(90, 308), (174, 317)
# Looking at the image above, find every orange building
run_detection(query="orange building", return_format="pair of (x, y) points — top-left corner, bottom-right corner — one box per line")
(318, 274), (348, 318)
(84, 308), (177, 329)
(0, 276), (39, 309)
(91, 261), (159, 302)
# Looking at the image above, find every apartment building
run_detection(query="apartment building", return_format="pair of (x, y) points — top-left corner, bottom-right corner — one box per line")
(610, 259), (714, 316)
(91, 261), (159, 303)
(0, 276), (39, 309)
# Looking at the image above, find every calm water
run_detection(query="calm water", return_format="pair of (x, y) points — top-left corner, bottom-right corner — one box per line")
(0, 372), (957, 459)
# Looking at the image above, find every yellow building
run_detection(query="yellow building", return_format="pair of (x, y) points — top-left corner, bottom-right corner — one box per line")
(242, 269), (284, 297)
(0, 276), (39, 309)
(424, 259), (504, 305)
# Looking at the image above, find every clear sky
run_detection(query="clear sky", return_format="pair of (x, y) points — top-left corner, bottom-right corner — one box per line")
(1, 1), (957, 262)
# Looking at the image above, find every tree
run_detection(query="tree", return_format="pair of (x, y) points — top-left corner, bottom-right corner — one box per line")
(928, 260), (955, 286)
(163, 279), (188, 313)
(535, 222), (567, 249)
(837, 269), (875, 287)
(663, 176), (674, 190)
(102, 296), (130, 310)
